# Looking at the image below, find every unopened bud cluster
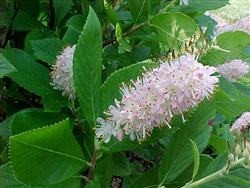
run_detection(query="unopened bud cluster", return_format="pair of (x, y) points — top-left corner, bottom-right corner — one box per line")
(96, 54), (219, 143)
(230, 141), (250, 163)
(230, 112), (250, 163)
(165, 35), (209, 62)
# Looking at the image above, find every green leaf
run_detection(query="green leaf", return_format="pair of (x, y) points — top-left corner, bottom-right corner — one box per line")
(0, 108), (62, 147)
(95, 153), (131, 187)
(0, 53), (16, 78)
(101, 60), (158, 112)
(73, 7), (102, 126)
(159, 101), (215, 184)
(197, 154), (250, 188)
(150, 12), (199, 48)
(172, 0), (229, 13)
(104, 0), (119, 25)
(10, 109), (67, 135)
(217, 31), (250, 58)
(115, 23), (132, 52)
(12, 10), (44, 31)
(54, 0), (73, 24)
(31, 38), (66, 65)
(0, 115), (13, 155)
(65, 14), (86, 32)
(195, 15), (217, 41)
(190, 139), (200, 181)
(190, 139), (200, 182)
(0, 116), (11, 144)
(24, 30), (56, 55)
(200, 176), (250, 188)
(9, 119), (87, 186)
(215, 78), (250, 120)
(128, 166), (159, 188)
(173, 154), (214, 187)
(18, 0), (40, 18)
(200, 153), (228, 178)
(230, 168), (250, 183)
(0, 163), (28, 188)
(0, 163), (82, 188)
(63, 14), (86, 45)
(0, 109), (43, 149)
(127, 0), (150, 23)
(201, 31), (250, 66)
(2, 48), (52, 96)
(85, 177), (101, 188)
(194, 155), (214, 181)
(42, 91), (68, 112)
(209, 134), (227, 155)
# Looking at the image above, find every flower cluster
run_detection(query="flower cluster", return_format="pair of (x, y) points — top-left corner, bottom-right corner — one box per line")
(217, 60), (249, 81)
(218, 16), (250, 35)
(231, 112), (250, 133)
(209, 0), (250, 23)
(51, 45), (76, 100)
(96, 54), (219, 142)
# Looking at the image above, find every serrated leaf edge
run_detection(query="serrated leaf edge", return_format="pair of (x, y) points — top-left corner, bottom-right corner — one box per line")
(8, 118), (89, 186)
(101, 60), (158, 90)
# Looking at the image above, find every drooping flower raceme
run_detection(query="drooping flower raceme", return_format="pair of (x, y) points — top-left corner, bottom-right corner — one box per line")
(96, 54), (219, 142)
(231, 112), (250, 133)
(217, 59), (249, 81)
(51, 45), (76, 100)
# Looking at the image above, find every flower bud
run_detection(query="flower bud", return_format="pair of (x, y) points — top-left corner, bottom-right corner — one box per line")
(116, 130), (124, 142)
(243, 147), (250, 160)
(246, 141), (250, 152)
(247, 162), (250, 170)
(228, 153), (235, 162)
(235, 143), (242, 156)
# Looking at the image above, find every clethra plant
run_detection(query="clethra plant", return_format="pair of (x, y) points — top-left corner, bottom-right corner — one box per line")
(0, 0), (250, 188)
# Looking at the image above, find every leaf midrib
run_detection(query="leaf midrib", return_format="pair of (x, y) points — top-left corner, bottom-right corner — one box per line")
(11, 138), (88, 164)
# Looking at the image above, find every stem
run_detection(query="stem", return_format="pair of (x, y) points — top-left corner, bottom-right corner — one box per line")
(1, 0), (19, 48)
(164, 0), (178, 11)
(182, 158), (246, 188)
(86, 149), (97, 181)
(103, 22), (147, 47)
(49, 0), (55, 30)
(124, 22), (147, 36)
